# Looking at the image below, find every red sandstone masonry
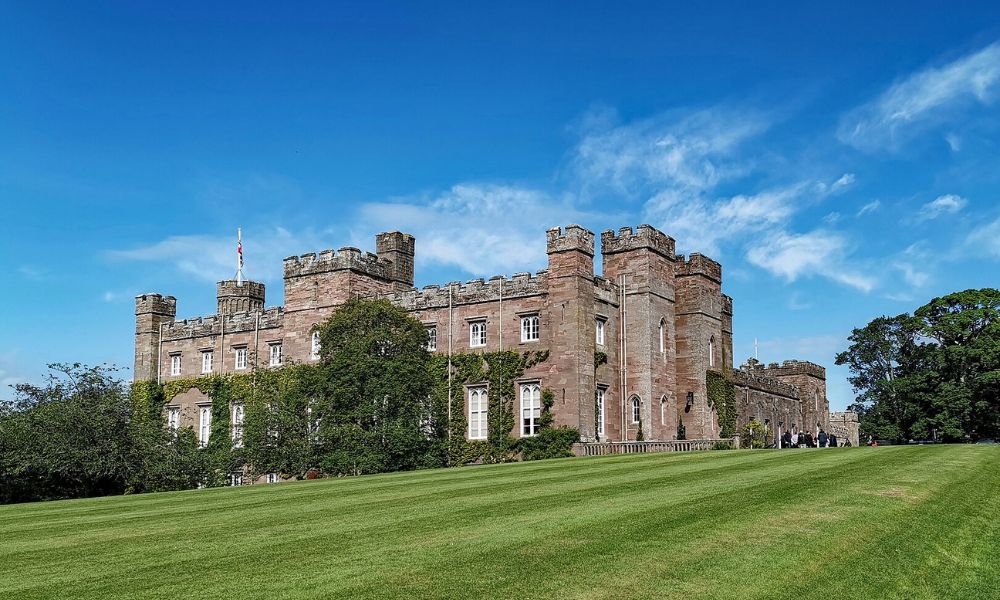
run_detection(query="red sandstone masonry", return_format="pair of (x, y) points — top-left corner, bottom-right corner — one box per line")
(136, 225), (829, 444)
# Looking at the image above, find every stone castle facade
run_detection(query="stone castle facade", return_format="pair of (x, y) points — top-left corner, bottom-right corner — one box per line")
(135, 224), (830, 445)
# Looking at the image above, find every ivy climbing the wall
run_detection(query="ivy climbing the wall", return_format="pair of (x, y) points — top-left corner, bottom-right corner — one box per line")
(706, 370), (738, 438)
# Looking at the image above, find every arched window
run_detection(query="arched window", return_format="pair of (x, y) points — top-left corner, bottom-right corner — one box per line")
(660, 394), (667, 425)
(595, 388), (605, 438)
(468, 387), (488, 440)
(814, 390), (819, 412)
(630, 395), (641, 424)
(708, 336), (715, 368)
(658, 319), (666, 354)
(521, 383), (541, 437)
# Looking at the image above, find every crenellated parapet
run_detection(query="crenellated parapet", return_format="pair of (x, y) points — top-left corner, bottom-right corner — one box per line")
(761, 359), (826, 380)
(161, 306), (284, 341)
(135, 293), (177, 318)
(283, 247), (393, 281)
(727, 367), (799, 399)
(600, 225), (676, 259)
(722, 294), (733, 316)
(677, 253), (722, 283)
(381, 271), (548, 310)
(546, 225), (595, 257)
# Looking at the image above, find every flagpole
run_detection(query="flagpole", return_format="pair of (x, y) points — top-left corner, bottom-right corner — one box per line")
(237, 227), (243, 286)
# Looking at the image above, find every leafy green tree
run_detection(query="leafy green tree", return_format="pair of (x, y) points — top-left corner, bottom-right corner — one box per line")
(837, 289), (1000, 442)
(313, 298), (442, 475)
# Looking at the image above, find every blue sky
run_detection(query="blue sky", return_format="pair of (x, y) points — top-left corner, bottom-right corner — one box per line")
(2, 2), (1000, 409)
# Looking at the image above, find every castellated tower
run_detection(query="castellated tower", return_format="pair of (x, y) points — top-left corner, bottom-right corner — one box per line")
(216, 280), (265, 315)
(134, 294), (176, 381)
(674, 253), (727, 439)
(601, 225), (678, 441)
(375, 231), (416, 290)
(546, 225), (597, 441)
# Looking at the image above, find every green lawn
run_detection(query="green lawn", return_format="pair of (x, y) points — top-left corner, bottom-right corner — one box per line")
(1, 445), (997, 600)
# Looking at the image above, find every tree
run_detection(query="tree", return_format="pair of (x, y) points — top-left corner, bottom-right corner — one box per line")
(312, 298), (441, 475)
(836, 289), (1000, 443)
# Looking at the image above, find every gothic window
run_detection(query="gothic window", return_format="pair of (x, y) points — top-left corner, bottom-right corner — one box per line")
(170, 353), (181, 376)
(426, 326), (437, 351)
(596, 318), (606, 346)
(521, 315), (540, 342)
(709, 336), (715, 368)
(630, 395), (641, 424)
(468, 387), (488, 440)
(311, 331), (321, 360)
(660, 394), (668, 425)
(231, 403), (245, 448)
(234, 347), (247, 370)
(596, 388), (606, 438)
(201, 350), (213, 374)
(198, 405), (212, 448)
(521, 383), (541, 437)
(470, 321), (487, 348)
(659, 319), (666, 354)
(166, 406), (180, 431)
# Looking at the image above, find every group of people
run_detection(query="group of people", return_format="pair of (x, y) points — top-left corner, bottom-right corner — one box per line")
(780, 428), (850, 448)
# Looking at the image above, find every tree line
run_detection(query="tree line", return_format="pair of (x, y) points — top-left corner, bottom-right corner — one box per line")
(0, 299), (578, 504)
(835, 288), (1000, 443)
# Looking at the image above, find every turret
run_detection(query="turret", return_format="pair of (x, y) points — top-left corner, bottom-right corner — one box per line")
(217, 280), (265, 315)
(376, 231), (416, 289)
(134, 294), (176, 381)
(546, 225), (597, 440)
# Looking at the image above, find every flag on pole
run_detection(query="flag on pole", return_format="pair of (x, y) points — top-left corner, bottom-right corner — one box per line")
(237, 227), (244, 285)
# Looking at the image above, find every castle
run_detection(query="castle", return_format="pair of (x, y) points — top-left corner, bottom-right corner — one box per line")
(135, 224), (830, 446)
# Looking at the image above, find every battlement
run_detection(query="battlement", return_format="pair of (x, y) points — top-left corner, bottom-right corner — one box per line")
(381, 271), (548, 310)
(761, 360), (826, 380)
(722, 294), (733, 315)
(135, 293), (177, 316)
(600, 224), (676, 259)
(375, 231), (415, 255)
(676, 253), (722, 283)
(162, 306), (284, 341)
(216, 280), (265, 315)
(727, 367), (799, 399)
(546, 225), (595, 257)
(283, 247), (393, 281)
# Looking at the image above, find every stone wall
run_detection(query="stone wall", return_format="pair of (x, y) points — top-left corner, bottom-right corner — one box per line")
(136, 224), (830, 446)
(829, 411), (860, 447)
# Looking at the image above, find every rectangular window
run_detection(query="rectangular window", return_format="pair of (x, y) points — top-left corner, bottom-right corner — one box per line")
(521, 383), (541, 437)
(234, 347), (247, 370)
(470, 321), (486, 348)
(311, 331), (321, 360)
(230, 473), (243, 487)
(269, 343), (282, 367)
(596, 318), (606, 346)
(426, 326), (437, 351)
(520, 315), (539, 342)
(266, 473), (278, 484)
(198, 405), (212, 448)
(596, 388), (605, 438)
(166, 406), (180, 431)
(170, 354), (181, 376)
(468, 387), (488, 440)
(201, 350), (213, 374)
(231, 403), (244, 448)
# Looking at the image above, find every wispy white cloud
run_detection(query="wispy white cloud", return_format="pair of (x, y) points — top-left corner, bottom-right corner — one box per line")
(839, 42), (1000, 151)
(570, 106), (769, 200)
(917, 194), (967, 221)
(746, 229), (875, 292)
(965, 214), (1000, 259)
(17, 265), (46, 281)
(360, 184), (613, 276)
(945, 132), (962, 151)
(108, 227), (330, 283)
(856, 200), (881, 217)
